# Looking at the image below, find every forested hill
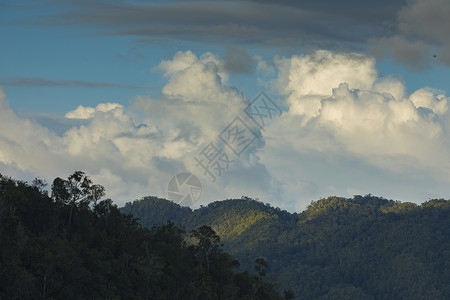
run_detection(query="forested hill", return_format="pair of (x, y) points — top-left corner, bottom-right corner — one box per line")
(0, 173), (285, 299)
(121, 195), (450, 299)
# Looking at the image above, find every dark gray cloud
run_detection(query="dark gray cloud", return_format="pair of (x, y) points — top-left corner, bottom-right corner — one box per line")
(370, 0), (450, 69)
(22, 0), (406, 50)
(223, 47), (253, 74)
(369, 36), (431, 71)
(0, 77), (152, 89)
(14, 0), (450, 69)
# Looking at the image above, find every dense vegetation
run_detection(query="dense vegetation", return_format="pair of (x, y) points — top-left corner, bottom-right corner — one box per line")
(0, 172), (285, 299)
(2, 170), (449, 299)
(123, 195), (450, 299)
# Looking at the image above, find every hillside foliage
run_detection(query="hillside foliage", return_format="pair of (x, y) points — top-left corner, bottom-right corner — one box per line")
(123, 195), (450, 299)
(0, 173), (284, 299)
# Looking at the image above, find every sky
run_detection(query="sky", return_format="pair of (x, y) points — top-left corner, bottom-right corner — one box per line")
(1, 0), (450, 212)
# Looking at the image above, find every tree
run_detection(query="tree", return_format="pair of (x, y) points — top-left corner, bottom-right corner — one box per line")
(66, 171), (94, 205)
(1, 172), (285, 299)
(255, 257), (268, 279)
(88, 184), (105, 205)
(250, 257), (268, 297)
(51, 171), (105, 237)
(283, 289), (295, 299)
(51, 177), (69, 204)
(32, 177), (48, 195)
(190, 225), (220, 273)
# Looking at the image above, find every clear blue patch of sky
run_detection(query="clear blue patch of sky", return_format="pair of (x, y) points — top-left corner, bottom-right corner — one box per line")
(376, 59), (450, 94)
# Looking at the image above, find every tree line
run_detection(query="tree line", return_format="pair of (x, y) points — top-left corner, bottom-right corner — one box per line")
(0, 172), (287, 299)
(123, 195), (450, 299)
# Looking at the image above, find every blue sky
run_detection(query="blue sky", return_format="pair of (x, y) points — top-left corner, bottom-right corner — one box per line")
(1, 0), (450, 211)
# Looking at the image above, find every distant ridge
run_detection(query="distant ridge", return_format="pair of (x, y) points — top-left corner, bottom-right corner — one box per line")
(121, 195), (450, 299)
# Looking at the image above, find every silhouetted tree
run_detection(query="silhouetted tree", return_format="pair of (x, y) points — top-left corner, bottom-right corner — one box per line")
(191, 225), (220, 274)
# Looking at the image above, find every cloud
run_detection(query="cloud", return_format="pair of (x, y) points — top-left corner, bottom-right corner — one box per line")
(0, 51), (271, 208)
(0, 85), (172, 204)
(369, 36), (431, 70)
(1, 49), (450, 212)
(275, 51), (377, 119)
(135, 52), (273, 202)
(259, 50), (450, 209)
(12, 0), (450, 69)
(17, 0), (404, 49)
(254, 55), (276, 75)
(24, 112), (90, 136)
(0, 77), (151, 89)
(397, 0), (450, 46)
(410, 87), (448, 116)
(318, 83), (445, 170)
(0, 88), (64, 176)
(370, 0), (450, 68)
(223, 47), (253, 74)
(137, 51), (247, 142)
(156, 51), (199, 77)
(65, 103), (124, 119)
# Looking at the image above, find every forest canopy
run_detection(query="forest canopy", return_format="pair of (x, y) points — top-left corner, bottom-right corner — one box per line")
(0, 172), (285, 299)
(123, 195), (450, 299)
(2, 170), (450, 299)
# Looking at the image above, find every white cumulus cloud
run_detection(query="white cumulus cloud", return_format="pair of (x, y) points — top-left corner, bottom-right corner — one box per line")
(65, 103), (123, 119)
(1, 49), (450, 212)
(275, 51), (377, 119)
(0, 51), (269, 208)
(256, 50), (450, 210)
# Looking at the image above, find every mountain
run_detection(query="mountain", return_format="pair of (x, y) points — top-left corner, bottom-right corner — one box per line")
(121, 195), (450, 299)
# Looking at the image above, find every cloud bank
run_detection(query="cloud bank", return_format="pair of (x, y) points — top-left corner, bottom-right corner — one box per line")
(263, 50), (450, 209)
(15, 0), (450, 69)
(0, 77), (151, 89)
(1, 50), (449, 211)
(370, 0), (450, 69)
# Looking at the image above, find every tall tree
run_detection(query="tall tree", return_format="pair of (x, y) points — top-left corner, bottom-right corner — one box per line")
(51, 171), (105, 237)
(191, 225), (221, 274)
